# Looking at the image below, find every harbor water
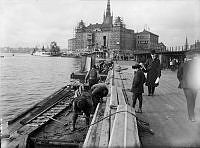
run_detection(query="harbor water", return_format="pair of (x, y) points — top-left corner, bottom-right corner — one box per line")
(0, 53), (81, 122)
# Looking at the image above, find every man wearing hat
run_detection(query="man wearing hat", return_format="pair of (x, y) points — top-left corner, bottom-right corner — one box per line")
(85, 65), (100, 89)
(144, 49), (161, 96)
(131, 63), (146, 113)
(177, 51), (200, 122)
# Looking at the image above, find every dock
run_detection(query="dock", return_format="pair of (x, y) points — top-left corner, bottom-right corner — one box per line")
(2, 60), (200, 148)
(84, 60), (200, 147)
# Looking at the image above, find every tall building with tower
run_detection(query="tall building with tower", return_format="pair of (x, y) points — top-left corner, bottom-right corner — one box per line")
(68, 0), (162, 58)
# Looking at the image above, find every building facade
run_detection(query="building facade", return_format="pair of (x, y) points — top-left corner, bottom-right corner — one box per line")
(136, 30), (159, 50)
(190, 40), (200, 50)
(68, 0), (163, 58)
(68, 0), (135, 55)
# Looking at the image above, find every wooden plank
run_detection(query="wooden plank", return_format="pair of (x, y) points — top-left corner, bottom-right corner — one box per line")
(109, 107), (116, 139)
(108, 105), (125, 147)
(124, 105), (141, 147)
(117, 87), (126, 105)
(20, 89), (73, 125)
(109, 85), (118, 107)
(114, 71), (123, 86)
(109, 85), (118, 133)
(18, 135), (29, 148)
(83, 103), (100, 148)
(98, 96), (111, 147)
(111, 68), (115, 85)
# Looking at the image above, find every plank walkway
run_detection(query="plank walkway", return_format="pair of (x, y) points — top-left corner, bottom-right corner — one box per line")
(84, 60), (200, 147)
(83, 63), (140, 147)
(117, 61), (200, 147)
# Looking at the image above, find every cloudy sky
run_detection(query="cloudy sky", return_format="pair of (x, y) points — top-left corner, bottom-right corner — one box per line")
(0, 0), (200, 49)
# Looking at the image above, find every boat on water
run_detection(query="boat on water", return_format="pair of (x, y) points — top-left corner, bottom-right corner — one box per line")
(61, 53), (81, 58)
(31, 41), (61, 57)
(1, 53), (112, 148)
(32, 51), (51, 57)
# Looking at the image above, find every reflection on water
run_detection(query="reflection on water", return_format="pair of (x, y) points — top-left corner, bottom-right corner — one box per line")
(0, 53), (81, 121)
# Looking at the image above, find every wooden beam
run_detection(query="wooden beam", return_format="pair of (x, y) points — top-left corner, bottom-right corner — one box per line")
(108, 105), (125, 147)
(117, 87), (126, 105)
(98, 96), (111, 147)
(108, 105), (140, 148)
(18, 135), (29, 148)
(109, 85), (118, 133)
(124, 105), (141, 147)
(110, 85), (118, 106)
(83, 103), (100, 148)
(111, 68), (114, 86)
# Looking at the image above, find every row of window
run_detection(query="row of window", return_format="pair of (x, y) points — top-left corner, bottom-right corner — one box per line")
(137, 35), (149, 39)
(137, 41), (149, 44)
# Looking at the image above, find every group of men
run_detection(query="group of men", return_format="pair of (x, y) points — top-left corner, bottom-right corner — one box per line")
(131, 49), (200, 122)
(71, 64), (109, 131)
(131, 49), (161, 113)
(70, 49), (200, 131)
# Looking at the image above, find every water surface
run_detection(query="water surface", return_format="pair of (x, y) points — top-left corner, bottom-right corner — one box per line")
(0, 53), (80, 121)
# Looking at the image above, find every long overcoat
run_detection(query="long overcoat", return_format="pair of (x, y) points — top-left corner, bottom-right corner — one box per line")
(144, 57), (161, 87)
(131, 69), (146, 93)
(177, 58), (200, 89)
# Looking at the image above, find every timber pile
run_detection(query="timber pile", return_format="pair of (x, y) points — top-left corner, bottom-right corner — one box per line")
(83, 64), (141, 147)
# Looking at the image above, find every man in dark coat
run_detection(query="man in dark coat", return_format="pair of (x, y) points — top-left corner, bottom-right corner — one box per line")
(91, 83), (108, 112)
(144, 50), (161, 96)
(131, 63), (146, 113)
(85, 65), (100, 88)
(177, 53), (200, 122)
(71, 86), (93, 131)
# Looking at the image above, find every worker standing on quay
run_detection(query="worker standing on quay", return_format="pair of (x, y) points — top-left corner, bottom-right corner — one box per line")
(144, 50), (161, 96)
(177, 52), (200, 122)
(131, 63), (146, 113)
(85, 65), (100, 88)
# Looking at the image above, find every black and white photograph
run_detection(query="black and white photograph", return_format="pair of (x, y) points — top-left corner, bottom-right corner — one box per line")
(1, 0), (200, 147)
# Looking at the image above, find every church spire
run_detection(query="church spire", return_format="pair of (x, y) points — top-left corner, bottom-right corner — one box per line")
(185, 36), (188, 50)
(106, 0), (111, 16)
(103, 0), (113, 25)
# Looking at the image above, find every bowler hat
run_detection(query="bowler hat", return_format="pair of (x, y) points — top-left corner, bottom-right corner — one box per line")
(150, 49), (156, 55)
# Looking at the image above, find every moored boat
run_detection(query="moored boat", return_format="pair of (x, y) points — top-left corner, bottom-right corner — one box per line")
(61, 53), (81, 58)
(31, 41), (61, 57)
(2, 80), (94, 148)
(32, 51), (51, 57)
(2, 53), (112, 148)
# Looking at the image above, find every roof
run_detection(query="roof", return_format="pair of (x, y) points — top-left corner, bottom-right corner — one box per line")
(86, 23), (103, 30)
(137, 29), (159, 37)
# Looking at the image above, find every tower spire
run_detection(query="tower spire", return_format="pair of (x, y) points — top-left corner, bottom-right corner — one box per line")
(103, 0), (113, 25)
(185, 36), (188, 50)
(106, 0), (111, 16)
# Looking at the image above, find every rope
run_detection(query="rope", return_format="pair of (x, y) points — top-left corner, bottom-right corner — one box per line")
(66, 109), (152, 135)
(66, 64), (153, 135)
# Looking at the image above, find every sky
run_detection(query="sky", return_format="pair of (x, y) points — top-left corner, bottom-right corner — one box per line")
(0, 0), (200, 49)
